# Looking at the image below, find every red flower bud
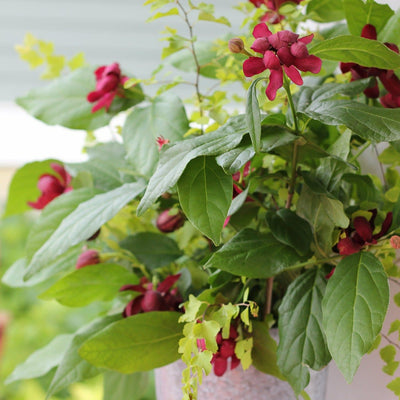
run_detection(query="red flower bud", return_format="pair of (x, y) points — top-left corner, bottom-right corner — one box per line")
(76, 250), (100, 269)
(228, 38), (245, 54)
(156, 209), (185, 233)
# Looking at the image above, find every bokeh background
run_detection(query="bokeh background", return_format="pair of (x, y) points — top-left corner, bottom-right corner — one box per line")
(1, 1), (399, 399)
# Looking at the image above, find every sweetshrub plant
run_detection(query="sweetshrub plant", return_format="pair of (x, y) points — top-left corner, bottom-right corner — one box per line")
(4, 0), (400, 399)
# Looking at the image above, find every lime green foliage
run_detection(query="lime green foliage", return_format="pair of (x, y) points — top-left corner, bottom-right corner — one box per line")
(16, 33), (86, 79)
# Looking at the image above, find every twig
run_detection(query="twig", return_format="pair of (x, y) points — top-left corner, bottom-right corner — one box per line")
(382, 333), (400, 351)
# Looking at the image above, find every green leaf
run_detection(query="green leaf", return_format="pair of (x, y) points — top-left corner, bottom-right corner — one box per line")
(387, 377), (400, 396)
(137, 115), (248, 215)
(3, 160), (58, 217)
(342, 174), (382, 203)
(343, 0), (394, 36)
(379, 9), (400, 46)
(25, 188), (98, 260)
(24, 182), (145, 280)
(322, 252), (389, 382)
(2, 247), (81, 288)
(5, 334), (73, 384)
(193, 320), (220, 353)
(204, 229), (303, 278)
(277, 268), (330, 394)
(103, 371), (154, 400)
(307, 0), (345, 22)
(252, 321), (284, 379)
(47, 315), (120, 398)
(380, 345), (399, 376)
(309, 36), (400, 69)
(168, 41), (229, 79)
(177, 156), (232, 245)
(297, 185), (349, 256)
(39, 264), (138, 307)
(120, 232), (183, 270)
(301, 99), (400, 143)
(216, 144), (255, 174)
(266, 209), (313, 256)
(16, 66), (144, 130)
(123, 93), (189, 177)
(78, 312), (183, 373)
(147, 7), (179, 22)
(246, 78), (264, 153)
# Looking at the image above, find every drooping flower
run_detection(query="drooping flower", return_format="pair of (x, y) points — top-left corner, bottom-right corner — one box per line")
(380, 92), (400, 108)
(87, 62), (128, 113)
(337, 210), (392, 256)
(243, 24), (321, 100)
(197, 324), (240, 377)
(76, 249), (101, 269)
(120, 274), (182, 317)
(28, 163), (72, 210)
(340, 24), (400, 99)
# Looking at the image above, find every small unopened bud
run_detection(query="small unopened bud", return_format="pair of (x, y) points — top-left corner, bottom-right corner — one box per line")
(156, 209), (185, 233)
(76, 249), (100, 269)
(229, 38), (245, 54)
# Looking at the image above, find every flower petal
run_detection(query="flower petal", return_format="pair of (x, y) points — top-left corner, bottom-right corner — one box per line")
(266, 68), (283, 101)
(298, 33), (314, 45)
(353, 216), (373, 242)
(277, 47), (295, 66)
(337, 237), (363, 255)
(379, 70), (400, 96)
(243, 57), (267, 77)
(263, 50), (281, 70)
(294, 55), (322, 73)
(251, 37), (271, 54)
(253, 23), (272, 39)
(157, 274), (181, 293)
(283, 65), (303, 85)
(361, 24), (377, 40)
(374, 212), (393, 239)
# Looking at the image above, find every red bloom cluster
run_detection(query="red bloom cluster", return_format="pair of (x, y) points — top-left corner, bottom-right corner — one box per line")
(120, 274), (182, 317)
(243, 24), (321, 100)
(87, 63), (128, 113)
(28, 163), (72, 210)
(340, 24), (400, 107)
(76, 249), (100, 269)
(198, 325), (240, 377)
(337, 210), (392, 256)
(249, 0), (303, 24)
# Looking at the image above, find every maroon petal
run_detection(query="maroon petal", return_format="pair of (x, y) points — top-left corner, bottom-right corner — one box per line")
(253, 23), (272, 39)
(94, 66), (106, 80)
(361, 24), (377, 40)
(123, 295), (144, 317)
(277, 47), (295, 66)
(353, 216), (373, 242)
(290, 41), (309, 58)
(51, 163), (71, 187)
(380, 93), (400, 108)
(379, 70), (400, 96)
(337, 237), (363, 255)
(103, 62), (121, 76)
(157, 273), (181, 293)
(283, 65), (303, 85)
(263, 50), (281, 70)
(87, 90), (104, 103)
(385, 42), (399, 54)
(27, 193), (57, 210)
(231, 355), (241, 370)
(363, 81), (380, 98)
(266, 68), (283, 100)
(251, 37), (271, 54)
(243, 57), (267, 77)
(298, 33), (314, 45)
(340, 62), (358, 74)
(96, 75), (120, 93)
(91, 91), (117, 112)
(220, 340), (236, 358)
(373, 212), (393, 239)
(294, 55), (322, 73)
(37, 174), (64, 195)
(212, 355), (228, 377)
(260, 10), (284, 25)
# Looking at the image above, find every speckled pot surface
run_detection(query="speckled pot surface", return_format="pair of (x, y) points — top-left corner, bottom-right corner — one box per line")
(155, 327), (328, 400)
(155, 360), (328, 400)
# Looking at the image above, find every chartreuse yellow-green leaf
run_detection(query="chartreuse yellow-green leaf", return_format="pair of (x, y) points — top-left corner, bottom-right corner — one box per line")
(322, 252), (389, 382)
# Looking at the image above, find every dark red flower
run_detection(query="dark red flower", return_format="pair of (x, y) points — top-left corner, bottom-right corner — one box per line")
(76, 249), (100, 269)
(249, 0), (303, 24)
(120, 274), (182, 317)
(156, 209), (185, 233)
(243, 24), (321, 100)
(337, 210), (392, 256)
(340, 24), (400, 99)
(87, 63), (128, 113)
(28, 163), (72, 210)
(197, 324), (240, 377)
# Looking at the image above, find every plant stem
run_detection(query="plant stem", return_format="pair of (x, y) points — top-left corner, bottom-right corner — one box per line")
(349, 141), (370, 162)
(283, 75), (300, 134)
(382, 333), (400, 351)
(176, 0), (204, 132)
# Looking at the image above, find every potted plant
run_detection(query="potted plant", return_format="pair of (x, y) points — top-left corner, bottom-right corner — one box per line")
(3, 0), (400, 399)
